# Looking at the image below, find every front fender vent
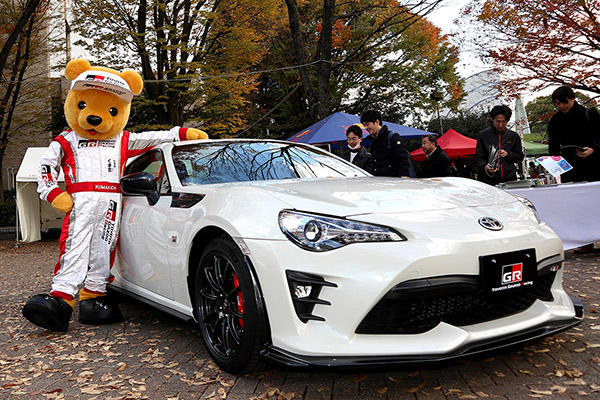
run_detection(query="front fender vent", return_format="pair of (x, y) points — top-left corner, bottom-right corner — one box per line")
(286, 270), (337, 323)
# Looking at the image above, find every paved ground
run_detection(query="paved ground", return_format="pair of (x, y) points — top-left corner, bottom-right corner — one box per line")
(1, 240), (599, 400)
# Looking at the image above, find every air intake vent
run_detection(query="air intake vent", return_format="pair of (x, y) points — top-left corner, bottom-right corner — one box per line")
(356, 270), (557, 334)
(286, 271), (337, 323)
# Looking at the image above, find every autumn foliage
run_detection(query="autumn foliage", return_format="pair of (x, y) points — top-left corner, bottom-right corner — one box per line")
(462, 0), (600, 96)
(250, 0), (462, 137)
(72, 0), (281, 136)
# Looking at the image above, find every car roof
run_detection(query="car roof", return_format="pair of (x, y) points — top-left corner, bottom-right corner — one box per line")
(172, 138), (304, 147)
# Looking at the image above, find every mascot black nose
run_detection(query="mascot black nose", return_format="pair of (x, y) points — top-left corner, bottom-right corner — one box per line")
(87, 115), (102, 126)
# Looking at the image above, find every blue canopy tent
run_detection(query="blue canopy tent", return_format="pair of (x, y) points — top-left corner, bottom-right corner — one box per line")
(286, 111), (432, 144)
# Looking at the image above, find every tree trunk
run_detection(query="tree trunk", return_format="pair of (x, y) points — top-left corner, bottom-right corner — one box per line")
(0, 13), (35, 202)
(317, 0), (335, 119)
(283, 0), (317, 110)
(0, 0), (41, 79)
(0, 151), (5, 203)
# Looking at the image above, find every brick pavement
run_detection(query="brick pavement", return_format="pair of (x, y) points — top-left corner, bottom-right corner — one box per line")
(1, 240), (599, 399)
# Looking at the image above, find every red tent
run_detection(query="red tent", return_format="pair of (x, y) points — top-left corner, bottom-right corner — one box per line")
(411, 129), (477, 161)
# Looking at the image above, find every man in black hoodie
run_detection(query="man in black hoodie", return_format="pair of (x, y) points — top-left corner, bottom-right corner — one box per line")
(360, 110), (410, 177)
(474, 105), (524, 185)
(548, 85), (600, 183)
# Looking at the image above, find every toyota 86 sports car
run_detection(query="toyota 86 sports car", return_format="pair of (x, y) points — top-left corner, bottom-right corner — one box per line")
(113, 139), (583, 373)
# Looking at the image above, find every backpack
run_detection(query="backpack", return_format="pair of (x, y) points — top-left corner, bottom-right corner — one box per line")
(387, 132), (416, 178)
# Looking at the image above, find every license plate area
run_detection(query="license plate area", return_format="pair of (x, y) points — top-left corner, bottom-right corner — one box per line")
(479, 249), (536, 294)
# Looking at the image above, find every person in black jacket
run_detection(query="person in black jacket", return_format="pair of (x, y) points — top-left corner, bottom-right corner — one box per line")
(360, 110), (410, 177)
(548, 86), (600, 254)
(419, 134), (452, 178)
(474, 105), (524, 185)
(339, 124), (372, 173)
(548, 85), (600, 183)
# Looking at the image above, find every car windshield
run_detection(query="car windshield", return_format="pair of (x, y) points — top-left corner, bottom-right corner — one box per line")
(171, 141), (368, 185)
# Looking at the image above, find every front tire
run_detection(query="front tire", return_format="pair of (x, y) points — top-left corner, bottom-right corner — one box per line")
(194, 235), (266, 373)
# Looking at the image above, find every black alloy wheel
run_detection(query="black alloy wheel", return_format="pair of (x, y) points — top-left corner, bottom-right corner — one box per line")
(195, 235), (266, 373)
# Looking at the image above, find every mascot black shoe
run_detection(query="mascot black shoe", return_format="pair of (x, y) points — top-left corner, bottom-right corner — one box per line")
(22, 294), (74, 332)
(78, 288), (123, 325)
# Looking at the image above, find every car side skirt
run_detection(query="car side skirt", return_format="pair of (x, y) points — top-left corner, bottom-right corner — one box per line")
(260, 297), (583, 368)
(108, 284), (194, 322)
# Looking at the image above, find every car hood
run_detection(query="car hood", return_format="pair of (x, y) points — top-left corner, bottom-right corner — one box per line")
(214, 176), (519, 216)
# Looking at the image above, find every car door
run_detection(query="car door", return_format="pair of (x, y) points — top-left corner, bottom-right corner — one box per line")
(119, 149), (174, 300)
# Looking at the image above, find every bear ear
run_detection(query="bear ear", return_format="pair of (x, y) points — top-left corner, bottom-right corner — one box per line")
(65, 59), (91, 81)
(121, 70), (143, 95)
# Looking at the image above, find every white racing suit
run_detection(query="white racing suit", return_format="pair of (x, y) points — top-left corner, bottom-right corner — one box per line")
(37, 127), (190, 301)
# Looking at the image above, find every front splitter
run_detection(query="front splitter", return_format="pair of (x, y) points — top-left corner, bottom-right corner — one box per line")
(261, 297), (584, 368)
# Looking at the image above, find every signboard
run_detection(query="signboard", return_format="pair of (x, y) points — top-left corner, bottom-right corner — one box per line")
(535, 156), (573, 177)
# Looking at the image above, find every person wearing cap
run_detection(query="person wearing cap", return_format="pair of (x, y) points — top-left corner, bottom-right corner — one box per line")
(339, 124), (372, 173)
(22, 59), (207, 332)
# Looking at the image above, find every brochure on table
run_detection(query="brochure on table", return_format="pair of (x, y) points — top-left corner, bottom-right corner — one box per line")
(535, 156), (572, 178)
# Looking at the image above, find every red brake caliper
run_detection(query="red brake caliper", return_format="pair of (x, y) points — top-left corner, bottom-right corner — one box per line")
(233, 275), (245, 328)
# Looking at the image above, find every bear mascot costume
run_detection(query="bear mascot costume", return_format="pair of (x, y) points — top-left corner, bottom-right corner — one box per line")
(22, 58), (208, 332)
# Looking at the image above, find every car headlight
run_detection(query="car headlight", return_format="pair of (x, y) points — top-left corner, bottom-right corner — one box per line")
(278, 210), (406, 252)
(512, 194), (542, 223)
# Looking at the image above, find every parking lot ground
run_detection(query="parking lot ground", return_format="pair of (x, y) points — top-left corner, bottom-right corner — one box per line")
(1, 240), (599, 399)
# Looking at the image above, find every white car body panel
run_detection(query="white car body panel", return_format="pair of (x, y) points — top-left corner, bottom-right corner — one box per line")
(111, 139), (582, 367)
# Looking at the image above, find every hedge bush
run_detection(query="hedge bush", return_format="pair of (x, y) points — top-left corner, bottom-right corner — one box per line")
(0, 190), (16, 227)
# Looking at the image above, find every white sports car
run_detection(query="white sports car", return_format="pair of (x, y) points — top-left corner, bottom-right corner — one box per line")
(113, 139), (583, 373)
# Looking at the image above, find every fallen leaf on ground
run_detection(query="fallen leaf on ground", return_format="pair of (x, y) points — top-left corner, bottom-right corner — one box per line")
(401, 382), (425, 393)
(530, 389), (552, 395)
(351, 374), (368, 383)
(520, 369), (532, 375)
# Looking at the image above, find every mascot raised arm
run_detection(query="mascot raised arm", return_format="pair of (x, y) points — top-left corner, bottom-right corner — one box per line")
(22, 59), (207, 332)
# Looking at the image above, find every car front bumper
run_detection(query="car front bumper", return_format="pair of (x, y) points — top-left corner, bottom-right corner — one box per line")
(243, 217), (576, 355)
(260, 297), (583, 367)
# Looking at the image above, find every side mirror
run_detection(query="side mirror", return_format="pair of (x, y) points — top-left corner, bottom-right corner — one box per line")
(121, 172), (159, 206)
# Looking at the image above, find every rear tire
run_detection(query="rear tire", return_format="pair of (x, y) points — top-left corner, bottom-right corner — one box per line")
(194, 235), (266, 373)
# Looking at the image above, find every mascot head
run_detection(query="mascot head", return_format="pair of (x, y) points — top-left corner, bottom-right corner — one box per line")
(64, 59), (143, 141)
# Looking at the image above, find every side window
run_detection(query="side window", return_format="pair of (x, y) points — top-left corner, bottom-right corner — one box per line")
(124, 150), (171, 195)
(159, 172), (171, 194)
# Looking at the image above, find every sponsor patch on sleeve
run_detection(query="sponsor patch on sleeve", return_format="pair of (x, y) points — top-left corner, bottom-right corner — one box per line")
(41, 165), (54, 185)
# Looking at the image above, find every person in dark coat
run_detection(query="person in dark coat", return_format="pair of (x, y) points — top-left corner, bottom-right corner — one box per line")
(360, 110), (410, 177)
(419, 134), (452, 178)
(547, 86), (600, 254)
(474, 105), (524, 185)
(339, 124), (372, 173)
(547, 85), (600, 183)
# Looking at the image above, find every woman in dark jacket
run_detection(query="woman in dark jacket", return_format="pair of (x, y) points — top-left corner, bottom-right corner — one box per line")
(339, 124), (372, 173)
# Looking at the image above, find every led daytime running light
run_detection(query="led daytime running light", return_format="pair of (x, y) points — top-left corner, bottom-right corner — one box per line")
(279, 210), (405, 252)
